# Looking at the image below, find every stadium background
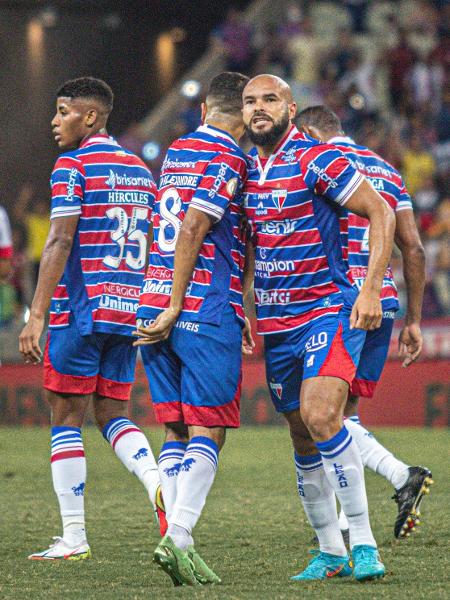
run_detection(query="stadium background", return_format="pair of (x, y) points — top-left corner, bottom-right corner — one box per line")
(0, 0), (448, 429)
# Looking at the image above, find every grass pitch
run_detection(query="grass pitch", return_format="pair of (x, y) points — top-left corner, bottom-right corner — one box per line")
(0, 426), (448, 600)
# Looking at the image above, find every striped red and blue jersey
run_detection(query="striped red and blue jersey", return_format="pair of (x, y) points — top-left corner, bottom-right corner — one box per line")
(329, 135), (413, 312)
(244, 125), (364, 335)
(137, 124), (248, 326)
(49, 134), (156, 336)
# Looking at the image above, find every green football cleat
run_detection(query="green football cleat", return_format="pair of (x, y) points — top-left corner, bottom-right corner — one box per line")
(291, 550), (352, 581)
(188, 546), (221, 584)
(352, 545), (385, 582)
(153, 536), (199, 586)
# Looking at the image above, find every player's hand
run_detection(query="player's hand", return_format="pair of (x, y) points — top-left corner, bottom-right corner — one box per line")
(398, 322), (423, 367)
(133, 307), (179, 345)
(242, 316), (255, 355)
(350, 289), (382, 330)
(19, 315), (44, 364)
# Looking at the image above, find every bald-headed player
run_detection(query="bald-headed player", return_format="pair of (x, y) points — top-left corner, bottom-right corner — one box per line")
(19, 77), (161, 560)
(297, 105), (432, 540)
(242, 75), (394, 582)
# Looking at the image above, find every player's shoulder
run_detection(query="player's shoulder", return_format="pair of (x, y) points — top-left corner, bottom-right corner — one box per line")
(52, 149), (84, 176)
(174, 127), (247, 170)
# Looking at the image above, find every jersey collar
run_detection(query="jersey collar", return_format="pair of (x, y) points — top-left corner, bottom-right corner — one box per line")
(328, 135), (355, 145)
(254, 124), (298, 185)
(79, 133), (119, 149)
(197, 124), (238, 148)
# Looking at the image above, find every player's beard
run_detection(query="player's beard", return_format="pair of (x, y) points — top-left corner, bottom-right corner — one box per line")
(247, 107), (291, 148)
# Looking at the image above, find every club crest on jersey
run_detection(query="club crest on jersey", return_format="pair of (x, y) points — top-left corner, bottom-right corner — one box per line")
(281, 147), (297, 164)
(272, 189), (287, 212)
(269, 381), (283, 400)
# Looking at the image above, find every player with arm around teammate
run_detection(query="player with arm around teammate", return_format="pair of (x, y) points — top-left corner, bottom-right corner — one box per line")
(242, 75), (395, 582)
(134, 72), (249, 586)
(297, 105), (433, 541)
(19, 77), (163, 560)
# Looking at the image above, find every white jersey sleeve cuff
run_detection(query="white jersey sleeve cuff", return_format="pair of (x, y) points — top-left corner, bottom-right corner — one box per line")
(50, 206), (82, 219)
(189, 198), (225, 221)
(336, 172), (364, 205)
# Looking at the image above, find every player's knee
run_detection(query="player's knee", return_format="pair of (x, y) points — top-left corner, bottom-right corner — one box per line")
(92, 400), (127, 431)
(46, 390), (87, 427)
(165, 422), (189, 443)
(300, 401), (341, 440)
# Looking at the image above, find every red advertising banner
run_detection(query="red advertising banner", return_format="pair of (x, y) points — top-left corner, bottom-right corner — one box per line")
(1, 359), (448, 427)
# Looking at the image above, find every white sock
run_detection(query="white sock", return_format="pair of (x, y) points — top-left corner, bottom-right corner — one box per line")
(294, 453), (347, 557)
(338, 508), (349, 531)
(345, 416), (410, 490)
(317, 425), (377, 549)
(103, 418), (159, 507)
(170, 436), (219, 548)
(158, 441), (187, 521)
(51, 426), (87, 546)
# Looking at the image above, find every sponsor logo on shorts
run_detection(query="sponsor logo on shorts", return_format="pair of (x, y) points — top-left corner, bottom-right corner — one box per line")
(305, 332), (328, 352)
(333, 463), (348, 488)
(306, 354), (315, 367)
(382, 310), (395, 319)
(297, 473), (305, 497)
(175, 321), (199, 333)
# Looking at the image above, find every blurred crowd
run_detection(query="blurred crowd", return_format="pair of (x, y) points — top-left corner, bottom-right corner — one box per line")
(1, 0), (449, 333)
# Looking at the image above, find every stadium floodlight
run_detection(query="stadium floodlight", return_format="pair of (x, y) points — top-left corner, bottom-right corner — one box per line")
(142, 141), (161, 161)
(181, 80), (201, 99)
(349, 93), (365, 110)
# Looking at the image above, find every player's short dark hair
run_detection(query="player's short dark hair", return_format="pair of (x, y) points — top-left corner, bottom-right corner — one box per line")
(206, 72), (249, 115)
(296, 105), (343, 134)
(56, 77), (114, 113)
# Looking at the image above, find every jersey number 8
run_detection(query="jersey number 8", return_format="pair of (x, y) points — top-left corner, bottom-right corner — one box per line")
(158, 187), (183, 253)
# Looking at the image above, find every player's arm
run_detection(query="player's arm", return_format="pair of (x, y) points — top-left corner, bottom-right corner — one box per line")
(395, 208), (425, 366)
(242, 238), (256, 355)
(19, 214), (79, 363)
(134, 207), (212, 344)
(344, 178), (395, 330)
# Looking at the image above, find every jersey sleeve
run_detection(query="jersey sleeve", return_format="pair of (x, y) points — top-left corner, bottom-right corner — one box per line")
(190, 153), (246, 221)
(0, 206), (13, 258)
(300, 143), (364, 206)
(50, 155), (85, 220)
(395, 176), (413, 212)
